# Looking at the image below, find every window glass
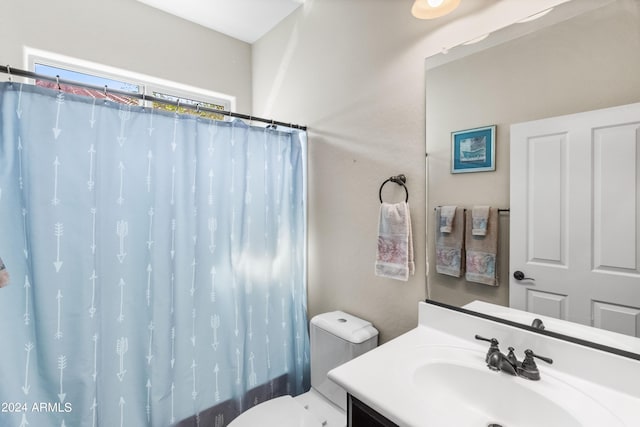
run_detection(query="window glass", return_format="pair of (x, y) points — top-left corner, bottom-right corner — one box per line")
(31, 60), (231, 117)
(34, 63), (140, 106)
(153, 92), (226, 120)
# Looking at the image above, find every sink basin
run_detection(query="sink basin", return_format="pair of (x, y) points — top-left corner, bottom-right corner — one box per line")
(415, 363), (580, 426)
(401, 346), (623, 427)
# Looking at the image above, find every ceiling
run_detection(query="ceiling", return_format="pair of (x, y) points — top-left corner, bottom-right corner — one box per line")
(136, 0), (305, 44)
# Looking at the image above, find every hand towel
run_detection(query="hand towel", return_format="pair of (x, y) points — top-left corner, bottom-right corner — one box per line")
(435, 207), (464, 277)
(375, 202), (414, 281)
(439, 205), (457, 233)
(472, 205), (490, 236)
(465, 207), (499, 286)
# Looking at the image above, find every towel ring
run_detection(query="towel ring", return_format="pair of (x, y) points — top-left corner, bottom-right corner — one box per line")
(379, 174), (408, 203)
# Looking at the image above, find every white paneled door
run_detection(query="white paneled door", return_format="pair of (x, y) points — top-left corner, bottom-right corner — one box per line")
(510, 102), (640, 338)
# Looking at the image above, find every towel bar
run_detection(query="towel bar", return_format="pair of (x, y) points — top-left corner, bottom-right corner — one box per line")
(433, 207), (510, 212)
(379, 174), (409, 203)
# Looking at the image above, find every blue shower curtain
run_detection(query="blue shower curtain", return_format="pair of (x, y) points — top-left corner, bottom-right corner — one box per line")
(0, 82), (309, 427)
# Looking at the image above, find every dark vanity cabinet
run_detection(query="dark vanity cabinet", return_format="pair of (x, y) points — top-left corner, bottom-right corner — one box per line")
(347, 394), (399, 427)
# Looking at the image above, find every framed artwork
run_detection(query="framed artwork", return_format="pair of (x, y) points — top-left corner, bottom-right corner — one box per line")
(451, 125), (496, 173)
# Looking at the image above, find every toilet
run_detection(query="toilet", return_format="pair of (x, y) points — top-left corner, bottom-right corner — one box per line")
(229, 311), (378, 427)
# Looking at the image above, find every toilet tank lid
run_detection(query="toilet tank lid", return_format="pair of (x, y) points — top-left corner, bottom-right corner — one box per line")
(311, 311), (378, 344)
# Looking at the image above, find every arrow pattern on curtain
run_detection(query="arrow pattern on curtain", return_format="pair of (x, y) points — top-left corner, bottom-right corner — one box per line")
(0, 82), (309, 427)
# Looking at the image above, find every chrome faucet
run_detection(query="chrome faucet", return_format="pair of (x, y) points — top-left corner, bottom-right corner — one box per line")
(475, 335), (553, 380)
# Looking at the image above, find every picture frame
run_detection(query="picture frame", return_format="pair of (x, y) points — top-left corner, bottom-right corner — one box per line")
(451, 125), (496, 174)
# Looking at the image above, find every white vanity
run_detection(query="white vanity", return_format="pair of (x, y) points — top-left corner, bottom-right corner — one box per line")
(328, 301), (640, 426)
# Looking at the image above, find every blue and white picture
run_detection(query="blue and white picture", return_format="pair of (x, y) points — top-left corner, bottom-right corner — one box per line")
(451, 125), (496, 173)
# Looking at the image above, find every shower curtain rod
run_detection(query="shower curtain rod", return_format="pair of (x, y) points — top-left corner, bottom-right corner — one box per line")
(0, 65), (307, 131)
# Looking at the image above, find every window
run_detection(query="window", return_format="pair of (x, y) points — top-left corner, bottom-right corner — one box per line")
(152, 92), (226, 121)
(34, 63), (141, 106)
(26, 48), (234, 119)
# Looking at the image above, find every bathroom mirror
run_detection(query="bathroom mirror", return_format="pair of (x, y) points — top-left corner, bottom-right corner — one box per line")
(425, 0), (640, 355)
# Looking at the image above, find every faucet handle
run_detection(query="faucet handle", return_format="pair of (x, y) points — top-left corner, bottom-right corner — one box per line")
(518, 349), (553, 381)
(474, 335), (499, 345)
(475, 335), (500, 363)
(523, 349), (553, 366)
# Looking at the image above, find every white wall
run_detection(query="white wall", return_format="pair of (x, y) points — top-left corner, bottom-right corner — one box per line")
(252, 0), (438, 342)
(1, 0), (252, 112)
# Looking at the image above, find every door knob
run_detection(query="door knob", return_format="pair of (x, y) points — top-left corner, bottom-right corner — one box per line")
(513, 270), (535, 281)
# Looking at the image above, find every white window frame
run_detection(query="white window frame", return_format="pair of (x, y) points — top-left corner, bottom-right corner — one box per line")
(24, 47), (236, 113)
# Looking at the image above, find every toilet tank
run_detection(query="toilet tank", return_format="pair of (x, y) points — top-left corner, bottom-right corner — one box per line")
(310, 311), (378, 411)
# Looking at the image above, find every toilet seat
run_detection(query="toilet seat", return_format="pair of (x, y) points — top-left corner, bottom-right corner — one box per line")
(228, 395), (323, 427)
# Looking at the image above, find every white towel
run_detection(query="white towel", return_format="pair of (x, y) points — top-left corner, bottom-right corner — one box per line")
(472, 206), (490, 236)
(439, 205), (457, 233)
(375, 202), (414, 281)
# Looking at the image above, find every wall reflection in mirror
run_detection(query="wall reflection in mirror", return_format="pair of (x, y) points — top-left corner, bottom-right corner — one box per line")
(425, 0), (640, 356)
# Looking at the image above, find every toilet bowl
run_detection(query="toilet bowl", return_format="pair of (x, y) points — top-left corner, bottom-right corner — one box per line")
(229, 311), (378, 427)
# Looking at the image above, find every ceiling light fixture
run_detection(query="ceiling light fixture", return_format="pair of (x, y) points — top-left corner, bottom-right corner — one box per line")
(411, 0), (461, 20)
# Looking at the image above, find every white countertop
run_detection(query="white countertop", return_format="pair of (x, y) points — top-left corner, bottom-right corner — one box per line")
(330, 325), (473, 426)
(328, 301), (640, 427)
